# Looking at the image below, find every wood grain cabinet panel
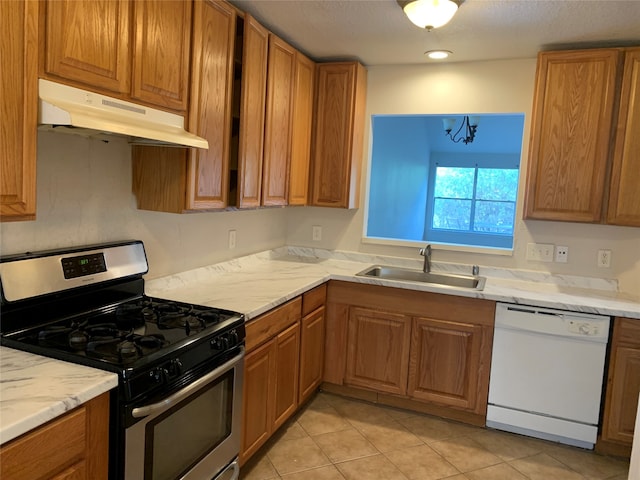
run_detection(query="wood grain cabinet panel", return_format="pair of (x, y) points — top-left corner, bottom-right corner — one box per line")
(42, 0), (131, 94)
(600, 317), (640, 456)
(345, 307), (411, 396)
(310, 62), (367, 209)
(0, 0), (38, 221)
(237, 14), (269, 208)
(408, 317), (482, 411)
(241, 297), (302, 465)
(299, 284), (327, 404)
(132, 0), (192, 112)
(289, 52), (315, 206)
(262, 35), (296, 206)
(0, 392), (110, 480)
(524, 49), (621, 222)
(187, 0), (236, 210)
(607, 47), (640, 226)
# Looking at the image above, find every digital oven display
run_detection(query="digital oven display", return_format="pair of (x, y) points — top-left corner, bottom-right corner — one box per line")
(61, 252), (107, 279)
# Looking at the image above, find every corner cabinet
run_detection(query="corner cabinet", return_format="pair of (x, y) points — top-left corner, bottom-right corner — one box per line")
(0, 0), (38, 222)
(310, 62), (367, 209)
(324, 281), (495, 425)
(607, 47), (640, 227)
(599, 317), (640, 457)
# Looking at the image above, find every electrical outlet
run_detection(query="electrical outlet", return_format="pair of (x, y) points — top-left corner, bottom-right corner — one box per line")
(312, 225), (322, 242)
(228, 230), (236, 249)
(597, 249), (611, 268)
(555, 245), (568, 263)
(526, 243), (554, 262)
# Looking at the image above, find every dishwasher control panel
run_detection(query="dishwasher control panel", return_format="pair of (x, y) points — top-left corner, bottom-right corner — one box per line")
(567, 320), (601, 336)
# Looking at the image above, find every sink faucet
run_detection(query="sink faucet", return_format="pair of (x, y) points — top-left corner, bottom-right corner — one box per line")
(418, 245), (432, 273)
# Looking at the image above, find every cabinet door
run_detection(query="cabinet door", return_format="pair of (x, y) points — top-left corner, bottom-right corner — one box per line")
(299, 306), (325, 404)
(289, 52), (315, 206)
(310, 62), (367, 209)
(237, 15), (268, 208)
(345, 307), (411, 395)
(602, 318), (640, 449)
(408, 317), (482, 411)
(607, 47), (640, 226)
(273, 322), (300, 430)
(0, 0), (37, 221)
(241, 339), (275, 463)
(43, 0), (131, 94)
(132, 0), (191, 111)
(262, 35), (295, 206)
(524, 49), (621, 222)
(187, 0), (236, 210)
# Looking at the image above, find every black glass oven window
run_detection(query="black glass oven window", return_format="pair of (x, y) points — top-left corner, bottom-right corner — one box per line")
(145, 370), (234, 480)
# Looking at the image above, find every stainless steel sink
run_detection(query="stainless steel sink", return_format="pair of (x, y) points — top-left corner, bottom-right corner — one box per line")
(356, 265), (486, 291)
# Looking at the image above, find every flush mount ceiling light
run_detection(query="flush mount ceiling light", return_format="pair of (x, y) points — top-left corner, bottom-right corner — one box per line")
(397, 0), (464, 30)
(443, 115), (479, 144)
(425, 50), (452, 59)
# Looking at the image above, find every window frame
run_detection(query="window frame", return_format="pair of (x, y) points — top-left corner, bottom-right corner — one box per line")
(424, 153), (520, 249)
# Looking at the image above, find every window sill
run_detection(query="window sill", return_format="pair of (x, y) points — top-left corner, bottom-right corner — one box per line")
(361, 236), (514, 256)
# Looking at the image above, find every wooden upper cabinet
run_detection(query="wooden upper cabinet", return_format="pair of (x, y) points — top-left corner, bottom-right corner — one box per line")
(132, 0), (192, 112)
(607, 47), (640, 227)
(42, 0), (131, 95)
(187, 0), (236, 210)
(262, 35), (296, 207)
(1, 0), (38, 222)
(289, 52), (316, 206)
(524, 49), (621, 222)
(237, 14), (268, 208)
(310, 62), (367, 209)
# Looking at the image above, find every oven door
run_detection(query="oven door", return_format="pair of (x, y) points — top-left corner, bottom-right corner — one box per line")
(125, 348), (244, 480)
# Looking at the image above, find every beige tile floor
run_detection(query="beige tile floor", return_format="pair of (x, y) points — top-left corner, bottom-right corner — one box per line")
(240, 392), (630, 480)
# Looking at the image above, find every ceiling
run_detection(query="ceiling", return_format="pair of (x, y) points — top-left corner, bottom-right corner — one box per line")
(228, 0), (640, 66)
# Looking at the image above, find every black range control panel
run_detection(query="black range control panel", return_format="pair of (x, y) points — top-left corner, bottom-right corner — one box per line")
(61, 252), (107, 279)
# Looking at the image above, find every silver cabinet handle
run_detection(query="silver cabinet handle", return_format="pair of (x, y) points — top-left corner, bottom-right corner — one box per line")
(132, 348), (244, 419)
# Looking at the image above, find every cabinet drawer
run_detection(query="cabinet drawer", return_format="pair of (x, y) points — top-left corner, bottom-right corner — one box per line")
(302, 284), (327, 316)
(246, 297), (302, 351)
(615, 317), (640, 348)
(1, 406), (86, 480)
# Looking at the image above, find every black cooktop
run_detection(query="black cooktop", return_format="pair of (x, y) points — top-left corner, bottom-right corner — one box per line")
(3, 295), (242, 369)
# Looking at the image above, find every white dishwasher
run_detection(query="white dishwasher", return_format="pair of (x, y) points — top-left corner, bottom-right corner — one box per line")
(487, 302), (610, 449)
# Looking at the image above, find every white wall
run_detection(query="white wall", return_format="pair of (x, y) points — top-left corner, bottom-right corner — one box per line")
(286, 59), (640, 297)
(0, 131), (288, 279)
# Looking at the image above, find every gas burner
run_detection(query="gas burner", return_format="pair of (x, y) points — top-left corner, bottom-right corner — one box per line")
(158, 312), (205, 334)
(115, 303), (151, 328)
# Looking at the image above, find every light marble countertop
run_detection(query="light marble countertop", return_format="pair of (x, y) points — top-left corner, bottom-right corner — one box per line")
(2, 246), (638, 448)
(0, 347), (118, 445)
(146, 246), (640, 320)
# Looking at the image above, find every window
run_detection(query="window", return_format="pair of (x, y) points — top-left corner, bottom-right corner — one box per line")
(365, 114), (525, 251)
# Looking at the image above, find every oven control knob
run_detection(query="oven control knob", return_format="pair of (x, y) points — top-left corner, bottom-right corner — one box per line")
(228, 329), (239, 347)
(150, 368), (164, 383)
(168, 359), (183, 376)
(210, 337), (225, 351)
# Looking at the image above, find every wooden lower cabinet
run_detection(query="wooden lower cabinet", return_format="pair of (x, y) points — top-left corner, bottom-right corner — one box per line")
(0, 392), (110, 480)
(241, 299), (301, 463)
(345, 307), (411, 396)
(408, 317), (484, 412)
(324, 281), (495, 424)
(599, 317), (640, 457)
(298, 284), (327, 405)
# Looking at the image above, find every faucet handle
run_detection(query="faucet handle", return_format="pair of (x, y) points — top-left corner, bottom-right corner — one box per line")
(418, 245), (431, 256)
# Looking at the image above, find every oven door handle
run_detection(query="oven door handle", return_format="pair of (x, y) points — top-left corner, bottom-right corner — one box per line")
(132, 348), (244, 419)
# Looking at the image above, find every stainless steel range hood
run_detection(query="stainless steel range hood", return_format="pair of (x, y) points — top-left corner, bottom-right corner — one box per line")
(38, 79), (208, 149)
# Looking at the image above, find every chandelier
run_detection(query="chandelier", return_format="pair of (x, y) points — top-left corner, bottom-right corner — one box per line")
(443, 116), (479, 144)
(397, 0), (464, 30)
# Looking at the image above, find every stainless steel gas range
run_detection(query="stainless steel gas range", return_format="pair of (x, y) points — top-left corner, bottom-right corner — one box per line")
(0, 240), (244, 480)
